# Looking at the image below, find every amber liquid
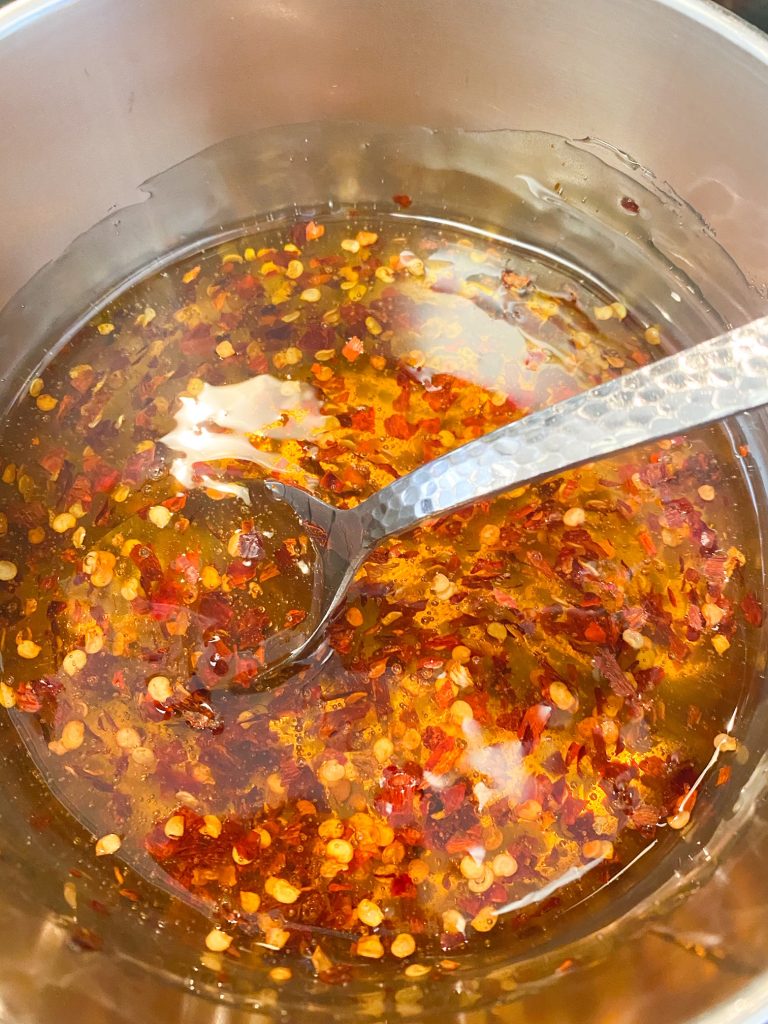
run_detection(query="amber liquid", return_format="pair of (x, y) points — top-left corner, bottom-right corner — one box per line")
(0, 214), (760, 976)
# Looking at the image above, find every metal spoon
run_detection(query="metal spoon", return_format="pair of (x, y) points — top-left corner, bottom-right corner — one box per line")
(257, 315), (768, 682)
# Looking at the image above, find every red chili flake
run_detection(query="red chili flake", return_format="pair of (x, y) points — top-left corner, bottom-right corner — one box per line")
(52, 393), (77, 421)
(122, 446), (157, 486)
(384, 414), (418, 440)
(741, 591), (763, 627)
(687, 604), (704, 633)
(702, 555), (727, 585)
(392, 381), (412, 414)
(375, 765), (424, 826)
(198, 593), (233, 630)
(148, 581), (188, 622)
(565, 741), (584, 766)
(584, 621), (607, 643)
(444, 828), (484, 856)
(525, 549), (557, 580)
(637, 530), (657, 556)
(633, 666), (664, 692)
(424, 734), (459, 774)
(620, 196), (640, 214)
(69, 927), (103, 953)
(440, 782), (468, 815)
(91, 498), (111, 527)
(422, 725), (446, 750)
(423, 632), (461, 651)
(392, 194), (412, 208)
(69, 366), (96, 394)
(171, 551), (199, 584)
(668, 635), (690, 663)
(594, 651), (635, 698)
(424, 386), (456, 415)
(631, 804), (660, 829)
(501, 269), (532, 292)
(130, 543), (164, 589)
(468, 557), (504, 581)
(350, 407), (375, 432)
(716, 766), (731, 786)
(338, 466), (369, 491)
(169, 689), (223, 733)
(318, 471), (345, 494)
(227, 558), (258, 586)
(163, 493), (188, 513)
(179, 323), (215, 358)
(434, 678), (455, 709)
(662, 498), (695, 528)
(341, 335), (364, 362)
(235, 273), (257, 295)
(739, 444), (750, 458)
(66, 473), (93, 509)
(369, 658), (388, 679)
(391, 873), (417, 898)
(300, 325), (337, 357)
(491, 589), (520, 611)
(639, 755), (669, 778)
(418, 416), (442, 435)
(686, 705), (702, 728)
(305, 221), (325, 241)
(517, 703), (552, 751)
(15, 682), (42, 714)
(38, 449), (67, 478)
(284, 609), (307, 629)
(236, 607), (270, 647)
(83, 455), (120, 494)
(139, 371), (175, 400)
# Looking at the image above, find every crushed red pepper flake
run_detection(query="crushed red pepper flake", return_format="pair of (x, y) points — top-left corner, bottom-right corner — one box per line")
(0, 212), (757, 980)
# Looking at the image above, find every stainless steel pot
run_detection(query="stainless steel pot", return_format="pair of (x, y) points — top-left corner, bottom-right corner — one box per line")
(1, 1), (768, 1022)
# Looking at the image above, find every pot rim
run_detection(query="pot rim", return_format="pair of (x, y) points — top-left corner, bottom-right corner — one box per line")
(0, 0), (767, 63)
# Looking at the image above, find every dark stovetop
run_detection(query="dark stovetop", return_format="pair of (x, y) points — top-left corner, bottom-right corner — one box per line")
(716, 0), (768, 29)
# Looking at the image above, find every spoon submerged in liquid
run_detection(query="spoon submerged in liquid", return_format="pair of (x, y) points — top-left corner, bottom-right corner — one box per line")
(245, 315), (768, 685)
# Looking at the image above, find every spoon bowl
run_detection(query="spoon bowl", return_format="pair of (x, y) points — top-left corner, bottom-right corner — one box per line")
(257, 480), (368, 673)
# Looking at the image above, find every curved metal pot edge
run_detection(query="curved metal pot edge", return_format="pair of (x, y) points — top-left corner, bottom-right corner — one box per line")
(0, 0), (767, 61)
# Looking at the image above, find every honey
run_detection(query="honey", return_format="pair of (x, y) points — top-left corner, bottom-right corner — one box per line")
(0, 213), (760, 976)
